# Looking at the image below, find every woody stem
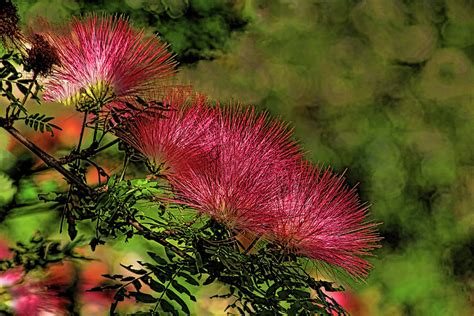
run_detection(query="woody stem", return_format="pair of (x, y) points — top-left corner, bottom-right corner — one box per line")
(0, 121), (91, 195)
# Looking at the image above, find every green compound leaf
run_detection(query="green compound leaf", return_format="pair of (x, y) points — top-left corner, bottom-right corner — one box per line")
(24, 113), (62, 136)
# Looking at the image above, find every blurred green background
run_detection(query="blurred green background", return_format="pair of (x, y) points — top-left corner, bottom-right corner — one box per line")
(1, 0), (473, 315)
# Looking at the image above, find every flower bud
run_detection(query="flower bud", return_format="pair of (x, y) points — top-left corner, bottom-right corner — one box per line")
(0, 0), (23, 50)
(24, 33), (59, 76)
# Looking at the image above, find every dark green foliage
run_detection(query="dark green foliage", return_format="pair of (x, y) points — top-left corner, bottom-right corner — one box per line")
(0, 232), (86, 272)
(85, 176), (347, 315)
(24, 113), (61, 136)
(0, 51), (27, 113)
(0, 51), (59, 133)
(14, 0), (250, 65)
(88, 0), (249, 64)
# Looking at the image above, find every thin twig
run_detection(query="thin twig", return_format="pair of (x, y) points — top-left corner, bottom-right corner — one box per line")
(95, 137), (120, 152)
(27, 138), (121, 174)
(243, 236), (260, 255)
(85, 158), (110, 180)
(154, 266), (182, 312)
(119, 155), (130, 182)
(11, 73), (38, 119)
(76, 111), (88, 157)
(128, 219), (192, 260)
(2, 123), (92, 194)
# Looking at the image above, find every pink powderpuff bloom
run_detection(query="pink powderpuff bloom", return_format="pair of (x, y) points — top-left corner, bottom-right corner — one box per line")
(118, 88), (216, 176)
(0, 269), (67, 316)
(39, 15), (176, 110)
(267, 162), (380, 280)
(170, 106), (301, 232)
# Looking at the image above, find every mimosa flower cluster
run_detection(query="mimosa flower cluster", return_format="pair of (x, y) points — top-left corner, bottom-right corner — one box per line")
(35, 15), (380, 280)
(39, 15), (176, 111)
(120, 93), (380, 279)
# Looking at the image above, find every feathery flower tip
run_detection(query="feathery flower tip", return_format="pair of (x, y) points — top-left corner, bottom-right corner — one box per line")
(118, 89), (215, 176)
(268, 163), (380, 279)
(170, 106), (302, 232)
(41, 15), (177, 110)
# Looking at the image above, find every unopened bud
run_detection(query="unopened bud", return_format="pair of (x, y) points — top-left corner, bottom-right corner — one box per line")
(24, 33), (59, 76)
(0, 0), (23, 49)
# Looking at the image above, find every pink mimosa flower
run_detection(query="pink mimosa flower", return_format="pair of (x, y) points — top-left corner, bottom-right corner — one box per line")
(118, 89), (216, 176)
(0, 269), (67, 316)
(170, 106), (301, 232)
(40, 15), (176, 110)
(267, 162), (380, 279)
(0, 269), (23, 287)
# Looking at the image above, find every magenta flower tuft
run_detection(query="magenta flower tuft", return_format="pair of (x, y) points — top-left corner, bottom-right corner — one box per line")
(0, 269), (67, 316)
(267, 162), (380, 279)
(170, 106), (301, 231)
(118, 88), (215, 176)
(40, 15), (176, 110)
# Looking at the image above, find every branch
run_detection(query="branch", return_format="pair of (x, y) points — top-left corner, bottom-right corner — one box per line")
(28, 138), (121, 174)
(58, 138), (120, 165)
(128, 219), (192, 260)
(1, 122), (92, 195)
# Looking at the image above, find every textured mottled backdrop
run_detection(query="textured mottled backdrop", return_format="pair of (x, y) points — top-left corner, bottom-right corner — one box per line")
(2, 0), (473, 315)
